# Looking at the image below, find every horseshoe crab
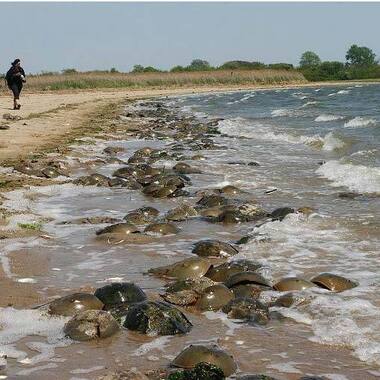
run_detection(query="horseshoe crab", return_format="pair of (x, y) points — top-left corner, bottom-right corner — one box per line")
(173, 162), (201, 174)
(171, 344), (237, 377)
(205, 260), (263, 282)
(197, 194), (228, 208)
(217, 209), (248, 224)
(113, 166), (144, 179)
(132, 206), (160, 218)
(123, 212), (153, 225)
(192, 240), (238, 258)
(166, 277), (216, 294)
(273, 277), (315, 292)
(74, 173), (110, 187)
(144, 222), (179, 235)
(162, 277), (216, 306)
(152, 185), (178, 198)
(64, 310), (119, 341)
(271, 207), (294, 221)
(271, 292), (311, 308)
(311, 273), (358, 292)
(41, 166), (61, 178)
(165, 204), (198, 222)
(196, 284), (234, 311)
(103, 146), (125, 155)
(148, 257), (212, 280)
(222, 297), (269, 325)
(168, 362), (225, 380)
(238, 202), (267, 221)
(123, 301), (192, 336)
(225, 271), (271, 289)
(96, 222), (140, 236)
(217, 185), (243, 195)
(47, 293), (104, 317)
(94, 282), (147, 307)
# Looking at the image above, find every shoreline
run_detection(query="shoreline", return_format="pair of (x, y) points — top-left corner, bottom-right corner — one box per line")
(0, 80), (379, 184)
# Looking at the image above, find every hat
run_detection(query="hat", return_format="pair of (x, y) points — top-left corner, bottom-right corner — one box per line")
(12, 59), (20, 66)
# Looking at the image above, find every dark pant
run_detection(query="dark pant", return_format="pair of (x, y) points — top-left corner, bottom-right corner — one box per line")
(9, 82), (23, 99)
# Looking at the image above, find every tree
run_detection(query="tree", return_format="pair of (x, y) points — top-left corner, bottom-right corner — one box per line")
(188, 59), (211, 71)
(299, 51), (321, 68)
(170, 65), (186, 72)
(131, 64), (144, 73)
(346, 44), (377, 66)
(62, 68), (77, 74)
(110, 67), (118, 73)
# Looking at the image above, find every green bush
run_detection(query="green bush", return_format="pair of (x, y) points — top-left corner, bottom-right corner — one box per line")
(219, 60), (266, 70)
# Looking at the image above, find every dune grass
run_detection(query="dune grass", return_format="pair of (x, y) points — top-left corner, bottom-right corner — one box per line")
(0, 70), (307, 92)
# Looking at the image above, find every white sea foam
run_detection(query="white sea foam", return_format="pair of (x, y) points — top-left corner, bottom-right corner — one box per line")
(344, 116), (377, 128)
(271, 108), (294, 117)
(316, 160), (380, 193)
(218, 118), (344, 151)
(315, 114), (343, 122)
(0, 308), (71, 365)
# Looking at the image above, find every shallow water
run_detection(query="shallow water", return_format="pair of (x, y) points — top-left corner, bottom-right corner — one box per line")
(0, 85), (379, 379)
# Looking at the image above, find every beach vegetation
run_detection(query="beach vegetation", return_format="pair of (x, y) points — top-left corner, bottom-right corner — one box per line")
(18, 222), (43, 231)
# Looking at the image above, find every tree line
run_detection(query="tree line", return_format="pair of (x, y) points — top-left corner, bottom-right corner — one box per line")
(131, 44), (379, 82)
(299, 44), (379, 81)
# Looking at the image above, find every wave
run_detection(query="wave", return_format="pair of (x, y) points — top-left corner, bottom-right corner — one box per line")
(315, 114), (343, 122)
(316, 160), (380, 193)
(218, 118), (345, 151)
(301, 101), (318, 108)
(328, 89), (350, 97)
(344, 116), (377, 128)
(271, 108), (296, 117)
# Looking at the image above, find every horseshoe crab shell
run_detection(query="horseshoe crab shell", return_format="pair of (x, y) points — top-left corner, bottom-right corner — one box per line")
(64, 310), (119, 341)
(47, 293), (104, 317)
(133, 206), (160, 218)
(94, 282), (147, 307)
(271, 207), (294, 221)
(192, 240), (238, 258)
(222, 297), (269, 325)
(205, 260), (263, 283)
(273, 277), (315, 292)
(217, 185), (243, 195)
(225, 271), (271, 288)
(161, 290), (199, 306)
(144, 222), (179, 235)
(148, 257), (212, 280)
(311, 273), (358, 292)
(196, 284), (234, 311)
(123, 212), (153, 225)
(123, 301), (192, 336)
(96, 223), (140, 236)
(171, 344), (237, 377)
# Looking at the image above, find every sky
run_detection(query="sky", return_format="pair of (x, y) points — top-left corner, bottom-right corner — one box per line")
(0, 2), (379, 74)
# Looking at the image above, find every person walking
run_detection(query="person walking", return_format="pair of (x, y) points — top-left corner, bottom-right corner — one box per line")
(5, 59), (26, 110)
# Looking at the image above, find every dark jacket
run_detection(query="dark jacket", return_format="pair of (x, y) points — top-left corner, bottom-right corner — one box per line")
(5, 66), (26, 87)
